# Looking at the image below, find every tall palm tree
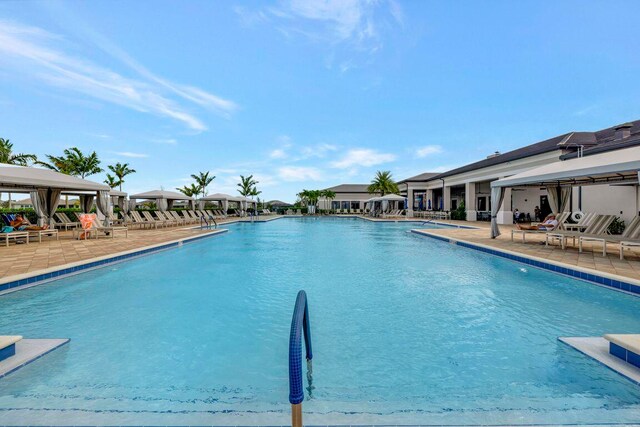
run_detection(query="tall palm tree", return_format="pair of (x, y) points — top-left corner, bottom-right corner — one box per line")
(237, 175), (259, 197)
(0, 138), (39, 208)
(42, 147), (103, 179)
(104, 174), (120, 189)
(108, 162), (136, 192)
(368, 170), (399, 196)
(191, 171), (215, 198)
(176, 183), (201, 198)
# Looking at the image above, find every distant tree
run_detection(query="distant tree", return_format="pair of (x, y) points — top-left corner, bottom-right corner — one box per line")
(368, 170), (399, 196)
(104, 174), (120, 189)
(191, 171), (215, 198)
(176, 183), (201, 198)
(0, 138), (39, 209)
(108, 162), (136, 191)
(320, 189), (336, 211)
(237, 175), (259, 197)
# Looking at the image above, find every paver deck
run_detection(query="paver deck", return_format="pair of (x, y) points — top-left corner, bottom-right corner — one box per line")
(415, 221), (640, 283)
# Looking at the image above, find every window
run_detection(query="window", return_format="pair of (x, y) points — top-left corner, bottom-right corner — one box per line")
(332, 201), (340, 210)
(350, 201), (360, 210)
(477, 197), (487, 211)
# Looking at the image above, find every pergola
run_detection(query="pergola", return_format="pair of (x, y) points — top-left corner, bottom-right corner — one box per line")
(490, 146), (640, 238)
(0, 164), (111, 226)
(129, 190), (194, 211)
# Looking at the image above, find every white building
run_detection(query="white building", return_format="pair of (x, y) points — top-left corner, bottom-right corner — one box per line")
(398, 121), (640, 224)
(318, 184), (379, 211)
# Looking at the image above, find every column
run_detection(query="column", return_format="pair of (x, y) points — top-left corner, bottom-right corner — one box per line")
(465, 182), (476, 222)
(443, 186), (451, 211)
(407, 186), (414, 217)
(426, 189), (434, 210)
(497, 187), (513, 225)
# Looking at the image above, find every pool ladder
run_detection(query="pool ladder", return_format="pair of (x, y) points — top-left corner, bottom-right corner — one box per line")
(200, 215), (217, 229)
(289, 290), (313, 427)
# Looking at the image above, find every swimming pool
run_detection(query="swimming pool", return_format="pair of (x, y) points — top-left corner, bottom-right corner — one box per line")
(1, 217), (640, 425)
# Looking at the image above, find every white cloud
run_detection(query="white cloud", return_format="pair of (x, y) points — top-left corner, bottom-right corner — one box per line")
(299, 143), (337, 159)
(278, 166), (324, 182)
(270, 148), (288, 159)
(0, 20), (237, 131)
(113, 151), (149, 158)
(152, 138), (178, 145)
(415, 145), (443, 158)
(330, 148), (396, 169)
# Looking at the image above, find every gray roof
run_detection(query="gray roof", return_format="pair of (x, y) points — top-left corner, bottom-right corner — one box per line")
(324, 184), (370, 193)
(397, 172), (440, 184)
(0, 164), (110, 192)
(414, 119), (640, 182)
(130, 190), (193, 200)
(267, 200), (293, 207)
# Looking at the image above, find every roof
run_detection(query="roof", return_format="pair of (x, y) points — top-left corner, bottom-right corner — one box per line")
(130, 190), (193, 200)
(0, 164), (110, 192)
(324, 184), (370, 193)
(267, 200), (293, 207)
(414, 119), (640, 182)
(108, 190), (128, 197)
(367, 194), (406, 202)
(200, 193), (242, 202)
(492, 146), (640, 188)
(397, 172), (439, 184)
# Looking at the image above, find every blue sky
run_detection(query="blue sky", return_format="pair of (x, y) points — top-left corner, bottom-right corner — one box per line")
(1, 1), (639, 202)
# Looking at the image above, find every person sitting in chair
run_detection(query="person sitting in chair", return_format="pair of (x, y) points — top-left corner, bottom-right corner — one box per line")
(515, 214), (558, 231)
(10, 214), (49, 231)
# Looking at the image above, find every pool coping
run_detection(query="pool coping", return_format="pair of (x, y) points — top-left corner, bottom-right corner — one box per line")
(411, 229), (640, 296)
(0, 338), (70, 380)
(0, 228), (229, 296)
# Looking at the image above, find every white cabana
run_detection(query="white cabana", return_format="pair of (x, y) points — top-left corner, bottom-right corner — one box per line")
(129, 190), (194, 212)
(200, 193), (243, 214)
(365, 194), (406, 215)
(490, 146), (640, 238)
(109, 190), (129, 222)
(0, 164), (110, 226)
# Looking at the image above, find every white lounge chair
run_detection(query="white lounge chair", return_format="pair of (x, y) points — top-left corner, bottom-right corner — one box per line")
(579, 216), (640, 256)
(511, 212), (570, 243)
(546, 215), (615, 249)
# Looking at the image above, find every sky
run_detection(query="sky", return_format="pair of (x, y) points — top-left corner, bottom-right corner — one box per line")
(1, 0), (640, 202)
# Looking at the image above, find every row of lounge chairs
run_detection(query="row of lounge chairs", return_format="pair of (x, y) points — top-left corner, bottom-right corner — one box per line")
(511, 212), (640, 259)
(413, 211), (451, 220)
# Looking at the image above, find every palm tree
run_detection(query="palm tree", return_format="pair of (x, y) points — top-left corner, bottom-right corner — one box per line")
(320, 189), (336, 212)
(191, 171), (215, 198)
(0, 138), (39, 208)
(237, 175), (259, 197)
(368, 170), (399, 196)
(104, 174), (120, 189)
(297, 189), (322, 213)
(108, 162), (136, 191)
(176, 183), (201, 198)
(42, 147), (103, 178)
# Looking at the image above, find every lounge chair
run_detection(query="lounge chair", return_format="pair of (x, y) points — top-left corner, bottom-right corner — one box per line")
(156, 211), (178, 227)
(620, 238), (640, 260)
(546, 215), (615, 249)
(142, 211), (167, 227)
(54, 212), (80, 230)
(564, 212), (596, 232)
(28, 228), (58, 243)
(167, 210), (186, 225)
(511, 212), (570, 243)
(73, 214), (128, 239)
(130, 211), (158, 229)
(0, 229), (29, 246)
(579, 216), (640, 256)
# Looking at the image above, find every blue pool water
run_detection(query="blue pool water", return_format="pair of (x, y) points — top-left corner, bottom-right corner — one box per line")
(1, 217), (640, 425)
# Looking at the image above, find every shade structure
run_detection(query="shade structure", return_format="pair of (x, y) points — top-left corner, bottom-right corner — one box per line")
(489, 146), (640, 238)
(491, 146), (640, 188)
(200, 193), (243, 214)
(0, 164), (110, 226)
(129, 190), (194, 211)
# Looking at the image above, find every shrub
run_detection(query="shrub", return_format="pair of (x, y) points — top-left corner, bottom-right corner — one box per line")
(608, 217), (625, 235)
(450, 201), (466, 221)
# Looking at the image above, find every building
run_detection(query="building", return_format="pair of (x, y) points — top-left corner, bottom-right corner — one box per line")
(402, 120), (640, 224)
(318, 184), (379, 211)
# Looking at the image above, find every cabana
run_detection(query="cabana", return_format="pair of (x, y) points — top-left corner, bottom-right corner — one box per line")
(199, 193), (243, 214)
(490, 146), (640, 238)
(129, 190), (194, 212)
(0, 164), (110, 226)
(366, 194), (406, 215)
(109, 190), (129, 222)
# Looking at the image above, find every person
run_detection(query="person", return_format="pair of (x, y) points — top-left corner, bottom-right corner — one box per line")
(534, 206), (541, 222)
(515, 214), (558, 231)
(513, 209), (521, 223)
(10, 214), (49, 231)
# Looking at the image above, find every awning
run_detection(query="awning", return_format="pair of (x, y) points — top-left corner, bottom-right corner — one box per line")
(200, 193), (242, 202)
(492, 146), (640, 188)
(129, 190), (193, 200)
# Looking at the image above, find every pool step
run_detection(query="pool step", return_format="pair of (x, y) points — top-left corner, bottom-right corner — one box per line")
(0, 338), (70, 379)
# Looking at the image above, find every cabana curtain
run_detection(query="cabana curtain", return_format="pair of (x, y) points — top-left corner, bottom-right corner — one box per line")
(30, 189), (62, 226)
(118, 197), (130, 222)
(96, 190), (110, 226)
(490, 186), (505, 239)
(546, 185), (572, 214)
(79, 195), (94, 213)
(30, 190), (45, 226)
(157, 198), (168, 212)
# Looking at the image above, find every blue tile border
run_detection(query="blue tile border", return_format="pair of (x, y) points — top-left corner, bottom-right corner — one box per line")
(411, 229), (640, 296)
(610, 342), (640, 369)
(0, 229), (229, 296)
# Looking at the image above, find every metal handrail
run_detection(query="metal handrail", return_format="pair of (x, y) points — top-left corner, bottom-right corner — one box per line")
(289, 290), (313, 427)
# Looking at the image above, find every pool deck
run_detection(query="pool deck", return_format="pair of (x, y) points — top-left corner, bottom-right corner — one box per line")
(412, 220), (640, 284)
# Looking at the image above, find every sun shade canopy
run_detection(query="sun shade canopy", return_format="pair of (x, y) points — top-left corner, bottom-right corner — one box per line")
(129, 190), (193, 200)
(366, 194), (406, 202)
(0, 164), (110, 192)
(492, 146), (640, 188)
(200, 193), (243, 202)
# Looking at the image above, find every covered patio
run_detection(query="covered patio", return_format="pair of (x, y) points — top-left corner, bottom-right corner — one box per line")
(199, 193), (244, 216)
(129, 190), (195, 212)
